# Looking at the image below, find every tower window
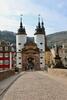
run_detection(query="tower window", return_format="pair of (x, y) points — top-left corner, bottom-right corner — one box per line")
(40, 49), (43, 51)
(19, 63), (21, 65)
(40, 57), (43, 59)
(19, 57), (21, 59)
(19, 50), (21, 51)
(40, 42), (43, 45)
(40, 62), (42, 64)
(18, 43), (21, 45)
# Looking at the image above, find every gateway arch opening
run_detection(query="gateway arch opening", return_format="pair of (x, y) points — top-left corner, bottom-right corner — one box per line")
(27, 57), (34, 70)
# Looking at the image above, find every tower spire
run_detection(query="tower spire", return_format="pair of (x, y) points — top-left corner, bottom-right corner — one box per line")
(38, 14), (41, 28)
(42, 19), (44, 28)
(18, 15), (26, 34)
(41, 19), (45, 32)
(20, 14), (23, 28)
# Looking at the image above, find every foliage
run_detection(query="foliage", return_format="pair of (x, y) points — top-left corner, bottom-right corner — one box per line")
(0, 30), (16, 44)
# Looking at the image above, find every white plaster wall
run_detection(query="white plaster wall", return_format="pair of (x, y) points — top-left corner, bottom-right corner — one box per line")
(40, 52), (45, 69)
(16, 34), (27, 69)
(16, 53), (22, 68)
(34, 34), (45, 70)
(16, 35), (27, 52)
(34, 34), (45, 51)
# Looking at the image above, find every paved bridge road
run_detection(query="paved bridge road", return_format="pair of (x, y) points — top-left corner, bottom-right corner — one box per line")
(2, 71), (67, 100)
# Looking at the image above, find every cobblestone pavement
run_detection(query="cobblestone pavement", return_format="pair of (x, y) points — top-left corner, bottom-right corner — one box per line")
(2, 71), (67, 100)
(0, 72), (25, 100)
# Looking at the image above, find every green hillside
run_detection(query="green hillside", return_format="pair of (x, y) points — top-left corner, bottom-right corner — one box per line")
(47, 31), (67, 47)
(0, 31), (16, 43)
(0, 30), (67, 47)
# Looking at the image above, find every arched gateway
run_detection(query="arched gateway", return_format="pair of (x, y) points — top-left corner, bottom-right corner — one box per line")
(22, 42), (40, 71)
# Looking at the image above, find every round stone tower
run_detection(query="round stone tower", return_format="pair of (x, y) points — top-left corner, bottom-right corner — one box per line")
(34, 16), (46, 70)
(16, 16), (27, 71)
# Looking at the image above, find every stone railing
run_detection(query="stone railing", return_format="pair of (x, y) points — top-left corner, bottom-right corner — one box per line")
(0, 69), (15, 81)
(48, 68), (67, 78)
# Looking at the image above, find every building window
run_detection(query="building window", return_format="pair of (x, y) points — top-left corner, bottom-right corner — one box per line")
(5, 47), (8, 51)
(40, 42), (43, 45)
(19, 50), (21, 52)
(19, 57), (21, 59)
(5, 53), (9, 57)
(18, 43), (21, 45)
(40, 49), (43, 52)
(40, 62), (42, 64)
(19, 63), (21, 64)
(0, 47), (3, 51)
(0, 60), (3, 64)
(0, 53), (3, 57)
(4, 60), (9, 64)
(40, 57), (43, 59)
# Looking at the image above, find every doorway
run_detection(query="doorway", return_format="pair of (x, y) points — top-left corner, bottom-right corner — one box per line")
(27, 57), (34, 70)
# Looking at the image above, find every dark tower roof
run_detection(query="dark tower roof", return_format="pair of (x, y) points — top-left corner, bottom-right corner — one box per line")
(38, 15), (41, 29)
(17, 15), (26, 35)
(41, 20), (48, 49)
(34, 15), (45, 35)
(41, 20), (45, 34)
(27, 37), (34, 43)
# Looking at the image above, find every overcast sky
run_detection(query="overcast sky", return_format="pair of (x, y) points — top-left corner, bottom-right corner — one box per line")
(0, 0), (67, 36)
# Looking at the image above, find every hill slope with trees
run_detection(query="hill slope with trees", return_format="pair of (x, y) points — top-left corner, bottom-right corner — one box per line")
(0, 31), (16, 43)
